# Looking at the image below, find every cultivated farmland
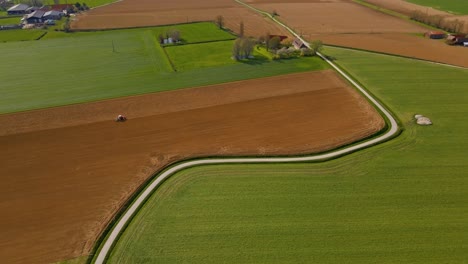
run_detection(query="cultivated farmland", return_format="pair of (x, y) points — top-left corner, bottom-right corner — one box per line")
(0, 22), (326, 114)
(0, 70), (384, 263)
(106, 47), (468, 264)
(71, 0), (290, 37)
(246, 0), (468, 67)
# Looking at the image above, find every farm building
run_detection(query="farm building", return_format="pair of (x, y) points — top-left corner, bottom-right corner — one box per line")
(292, 38), (307, 49)
(43, 10), (63, 20)
(23, 10), (45, 24)
(424, 31), (446, 39)
(446, 34), (468, 45)
(7, 4), (30, 15)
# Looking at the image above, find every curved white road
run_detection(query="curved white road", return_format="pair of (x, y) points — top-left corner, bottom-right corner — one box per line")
(93, 3), (399, 263)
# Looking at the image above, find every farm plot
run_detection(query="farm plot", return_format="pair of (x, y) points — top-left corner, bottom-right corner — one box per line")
(165, 40), (238, 71)
(246, 0), (468, 68)
(144, 22), (236, 44)
(0, 23), (326, 114)
(71, 0), (290, 37)
(105, 47), (468, 264)
(0, 70), (384, 264)
(0, 29), (46, 42)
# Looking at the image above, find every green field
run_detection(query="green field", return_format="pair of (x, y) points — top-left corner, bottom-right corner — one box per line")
(0, 17), (20, 25)
(166, 40), (237, 71)
(151, 22), (235, 44)
(106, 47), (468, 263)
(405, 0), (468, 15)
(0, 24), (327, 114)
(0, 29), (46, 42)
(165, 40), (273, 71)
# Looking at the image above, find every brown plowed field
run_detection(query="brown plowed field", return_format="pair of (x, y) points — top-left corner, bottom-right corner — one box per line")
(321, 33), (468, 67)
(247, 0), (468, 67)
(0, 70), (384, 264)
(364, 0), (468, 32)
(71, 0), (289, 37)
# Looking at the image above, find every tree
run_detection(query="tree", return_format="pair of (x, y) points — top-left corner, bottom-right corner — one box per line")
(268, 36), (280, 50)
(239, 21), (244, 37)
(300, 47), (313, 57)
(232, 37), (256, 60)
(241, 37), (255, 58)
(264, 32), (271, 51)
(232, 38), (242, 60)
(168, 29), (181, 42)
(310, 40), (323, 55)
(215, 15), (224, 29)
(158, 33), (164, 44)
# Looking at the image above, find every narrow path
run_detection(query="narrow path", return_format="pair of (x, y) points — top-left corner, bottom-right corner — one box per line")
(93, 3), (399, 263)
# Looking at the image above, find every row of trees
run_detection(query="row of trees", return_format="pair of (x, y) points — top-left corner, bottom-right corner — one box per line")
(410, 10), (467, 34)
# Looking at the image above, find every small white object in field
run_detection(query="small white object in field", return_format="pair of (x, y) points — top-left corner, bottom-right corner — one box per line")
(415, 115), (432, 125)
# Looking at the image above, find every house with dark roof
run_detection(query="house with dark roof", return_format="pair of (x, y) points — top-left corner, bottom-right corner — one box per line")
(23, 10), (45, 24)
(292, 38), (307, 50)
(424, 31), (446, 39)
(7, 4), (30, 15)
(43, 10), (63, 20)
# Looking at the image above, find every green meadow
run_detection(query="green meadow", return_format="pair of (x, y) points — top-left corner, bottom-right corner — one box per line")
(0, 17), (21, 25)
(106, 47), (468, 263)
(406, 0), (468, 15)
(0, 29), (45, 42)
(0, 23), (328, 114)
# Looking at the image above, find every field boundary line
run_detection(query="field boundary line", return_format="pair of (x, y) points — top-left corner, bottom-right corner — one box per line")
(92, 2), (400, 263)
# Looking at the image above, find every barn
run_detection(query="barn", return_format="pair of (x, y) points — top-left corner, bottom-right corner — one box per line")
(7, 4), (30, 15)
(424, 31), (446, 39)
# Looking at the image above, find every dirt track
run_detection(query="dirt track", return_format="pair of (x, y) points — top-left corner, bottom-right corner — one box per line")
(0, 70), (384, 263)
(246, 0), (468, 67)
(71, 0), (289, 37)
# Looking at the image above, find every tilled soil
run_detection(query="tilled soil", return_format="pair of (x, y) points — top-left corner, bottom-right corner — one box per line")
(0, 70), (384, 263)
(71, 0), (290, 37)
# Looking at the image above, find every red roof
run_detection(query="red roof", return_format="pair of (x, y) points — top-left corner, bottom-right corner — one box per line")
(269, 35), (288, 41)
(427, 31), (445, 35)
(48, 4), (74, 11)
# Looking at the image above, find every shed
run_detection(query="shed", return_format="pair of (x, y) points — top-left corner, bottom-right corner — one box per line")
(424, 31), (446, 39)
(7, 4), (30, 15)
(292, 38), (307, 50)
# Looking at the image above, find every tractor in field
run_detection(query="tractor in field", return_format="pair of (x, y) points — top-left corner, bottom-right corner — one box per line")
(115, 115), (127, 122)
